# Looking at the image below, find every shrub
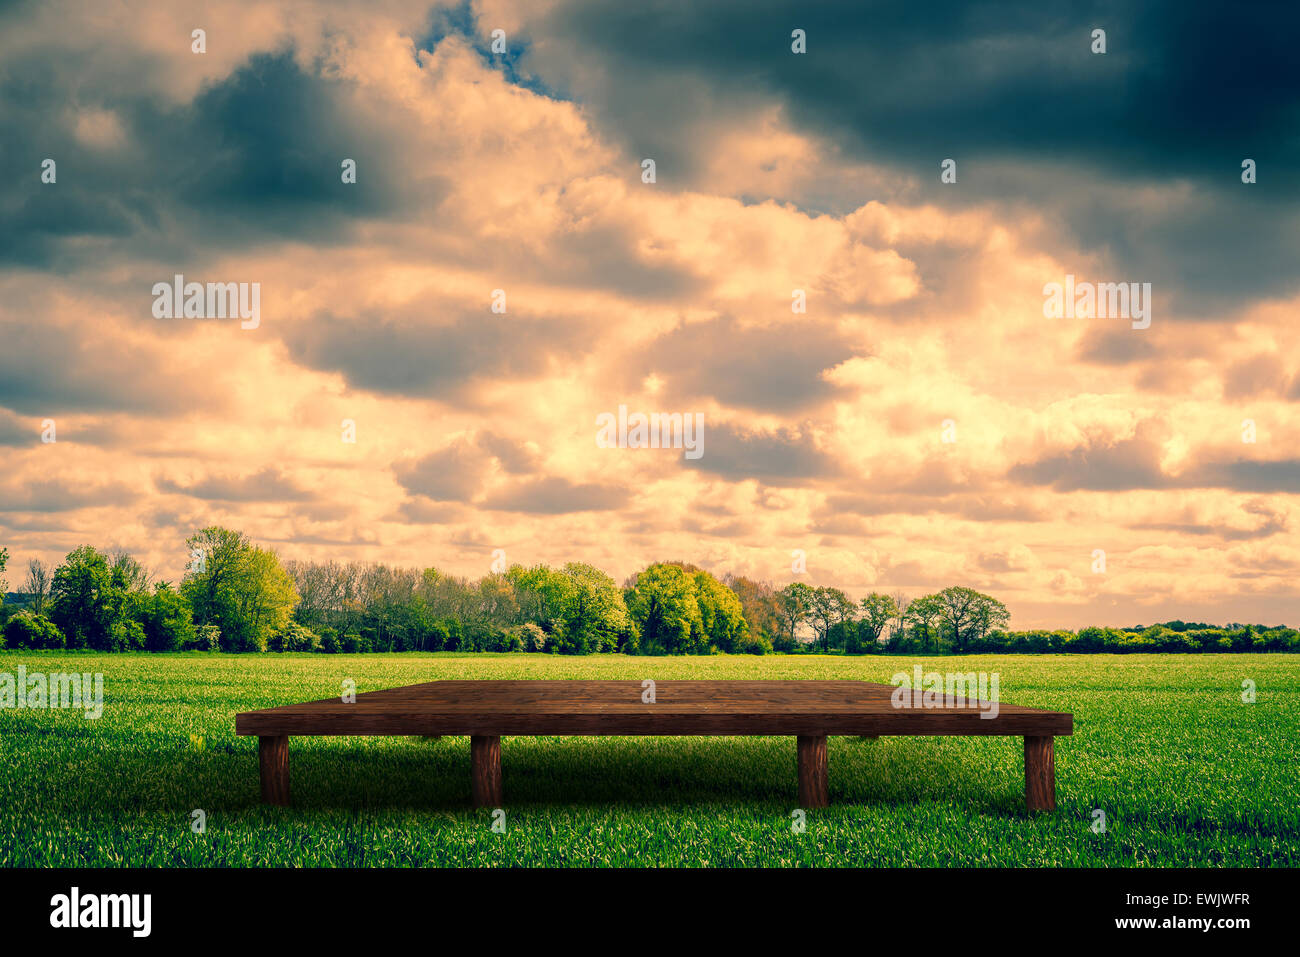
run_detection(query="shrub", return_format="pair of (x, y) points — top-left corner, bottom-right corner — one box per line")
(773, 633), (802, 653)
(498, 627), (526, 653)
(317, 626), (341, 654)
(3, 612), (66, 650)
(1068, 627), (1106, 653)
(192, 624), (222, 651)
(108, 618), (147, 652)
(144, 585), (195, 652)
(423, 620), (450, 652)
(517, 622), (547, 652)
(268, 622), (321, 652)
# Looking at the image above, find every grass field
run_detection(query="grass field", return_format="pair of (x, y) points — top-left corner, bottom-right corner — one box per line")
(1, 651), (1296, 867)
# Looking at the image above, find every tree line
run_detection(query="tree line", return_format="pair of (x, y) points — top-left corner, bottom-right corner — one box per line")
(0, 536), (1296, 654)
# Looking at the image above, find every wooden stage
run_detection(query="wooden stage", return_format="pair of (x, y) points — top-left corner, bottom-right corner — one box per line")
(235, 680), (1072, 810)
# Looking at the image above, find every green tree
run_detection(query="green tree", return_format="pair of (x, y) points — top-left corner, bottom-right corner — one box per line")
(808, 586), (852, 652)
(49, 545), (115, 649)
(3, 611), (65, 649)
(691, 568), (748, 652)
(776, 581), (813, 651)
(143, 583), (196, 652)
(508, 564), (574, 626)
(625, 563), (704, 654)
(724, 575), (779, 652)
(560, 562), (633, 653)
(24, 559), (51, 616)
(935, 585), (980, 651)
(859, 593), (901, 649)
(508, 563), (633, 653)
(967, 591), (1011, 648)
(906, 594), (945, 651)
(181, 527), (298, 652)
(934, 586), (1007, 651)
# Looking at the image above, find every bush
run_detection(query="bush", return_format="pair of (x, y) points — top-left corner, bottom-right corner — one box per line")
(144, 585), (195, 652)
(191, 624), (221, 651)
(516, 622), (547, 652)
(497, 627), (525, 653)
(108, 618), (146, 652)
(423, 620), (450, 652)
(1068, 627), (1106, 653)
(268, 622), (321, 653)
(3, 612), (66, 650)
(317, 626), (341, 654)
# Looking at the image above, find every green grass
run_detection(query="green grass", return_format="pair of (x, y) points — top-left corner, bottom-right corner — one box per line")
(1, 651), (1296, 867)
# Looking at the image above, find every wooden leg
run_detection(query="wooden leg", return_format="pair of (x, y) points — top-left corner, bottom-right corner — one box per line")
(1024, 735), (1056, 811)
(259, 735), (290, 806)
(471, 735), (503, 807)
(797, 735), (829, 808)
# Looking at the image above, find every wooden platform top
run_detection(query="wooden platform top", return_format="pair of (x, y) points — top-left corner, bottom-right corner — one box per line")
(236, 680), (1072, 737)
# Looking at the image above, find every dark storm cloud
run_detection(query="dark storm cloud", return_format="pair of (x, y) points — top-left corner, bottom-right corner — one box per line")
(1221, 353), (1289, 399)
(283, 309), (590, 400)
(0, 50), (419, 269)
(476, 431), (541, 474)
(394, 440), (490, 503)
(0, 412), (32, 447)
(683, 422), (838, 485)
(1076, 328), (1159, 365)
(0, 477), (137, 512)
(1010, 433), (1170, 490)
(391, 499), (467, 524)
(822, 492), (1047, 523)
(1011, 426), (1300, 493)
(394, 433), (545, 504)
(518, 0), (1300, 316)
(0, 316), (209, 416)
(0, 411), (133, 447)
(519, 224), (710, 303)
(479, 477), (630, 514)
(156, 467), (315, 502)
(1131, 518), (1286, 542)
(634, 317), (862, 412)
(1189, 459), (1300, 494)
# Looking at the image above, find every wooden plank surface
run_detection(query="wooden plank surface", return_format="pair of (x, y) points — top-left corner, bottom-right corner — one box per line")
(235, 680), (1072, 737)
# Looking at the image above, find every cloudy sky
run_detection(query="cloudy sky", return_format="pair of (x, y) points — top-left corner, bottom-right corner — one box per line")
(1, 0), (1297, 628)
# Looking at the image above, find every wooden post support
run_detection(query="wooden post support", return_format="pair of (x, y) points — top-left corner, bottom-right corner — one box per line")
(259, 735), (290, 806)
(1024, 735), (1056, 811)
(797, 735), (829, 808)
(471, 735), (503, 807)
